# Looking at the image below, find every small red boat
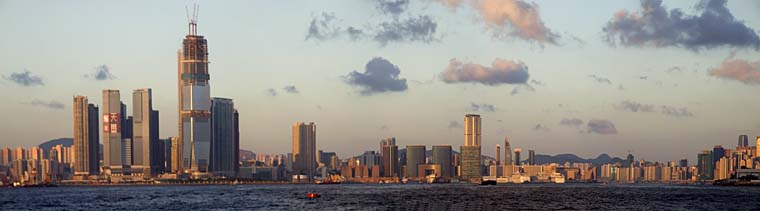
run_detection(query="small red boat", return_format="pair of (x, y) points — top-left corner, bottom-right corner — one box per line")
(306, 193), (320, 199)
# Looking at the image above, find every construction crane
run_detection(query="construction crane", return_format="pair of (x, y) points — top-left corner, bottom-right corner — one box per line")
(185, 3), (199, 35)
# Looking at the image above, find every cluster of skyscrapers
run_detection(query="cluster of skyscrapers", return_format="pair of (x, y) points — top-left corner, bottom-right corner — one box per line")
(98, 89), (162, 179)
(274, 113), (760, 184)
(695, 135), (760, 182)
(0, 19), (242, 185)
(0, 145), (73, 184)
(5, 17), (760, 186)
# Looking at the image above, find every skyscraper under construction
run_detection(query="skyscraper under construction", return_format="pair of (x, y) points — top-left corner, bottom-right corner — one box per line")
(178, 10), (212, 175)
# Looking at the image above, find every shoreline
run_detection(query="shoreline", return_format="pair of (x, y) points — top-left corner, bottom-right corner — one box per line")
(2, 181), (719, 188)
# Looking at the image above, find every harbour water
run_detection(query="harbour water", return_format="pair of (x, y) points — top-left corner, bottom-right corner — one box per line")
(2, 183), (759, 210)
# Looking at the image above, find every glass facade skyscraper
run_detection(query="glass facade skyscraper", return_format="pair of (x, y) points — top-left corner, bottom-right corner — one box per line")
(738, 135), (749, 148)
(178, 20), (212, 174)
(102, 89), (123, 171)
(504, 136), (512, 167)
(210, 98), (237, 177)
(405, 145), (426, 178)
(697, 150), (713, 180)
(528, 150), (535, 165)
(432, 145), (452, 178)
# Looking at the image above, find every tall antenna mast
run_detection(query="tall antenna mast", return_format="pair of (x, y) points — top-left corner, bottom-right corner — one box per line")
(186, 3), (199, 35)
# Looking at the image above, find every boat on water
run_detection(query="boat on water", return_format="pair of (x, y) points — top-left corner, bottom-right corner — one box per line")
(316, 174), (344, 184)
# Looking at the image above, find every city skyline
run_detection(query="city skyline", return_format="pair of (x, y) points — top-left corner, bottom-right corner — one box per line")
(3, 1), (760, 163)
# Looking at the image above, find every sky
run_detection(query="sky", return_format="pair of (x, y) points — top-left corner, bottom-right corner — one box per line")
(1, 0), (760, 163)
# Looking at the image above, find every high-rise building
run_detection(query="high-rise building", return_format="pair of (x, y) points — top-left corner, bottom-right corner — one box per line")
(405, 145), (426, 178)
(102, 89), (123, 171)
(292, 122), (316, 180)
(73, 96), (100, 176)
(170, 137), (181, 173)
(51, 144), (74, 167)
(28, 146), (42, 161)
(329, 155), (339, 170)
(738, 135), (749, 148)
(233, 109), (239, 174)
(712, 145), (724, 172)
(697, 151), (713, 180)
(380, 138), (396, 153)
(121, 103), (131, 140)
(159, 138), (172, 174)
(319, 151), (337, 169)
(0, 147), (11, 166)
(679, 158), (688, 167)
(132, 89), (157, 177)
(122, 115), (133, 166)
(123, 138), (133, 166)
(464, 114), (481, 146)
(178, 16), (212, 174)
(714, 157), (730, 180)
(460, 146), (481, 180)
(528, 150), (536, 165)
(381, 137), (399, 178)
(358, 151), (381, 167)
(504, 137), (512, 167)
(210, 98), (238, 177)
(514, 148), (522, 166)
(461, 114), (482, 181)
(150, 110), (161, 174)
(756, 136), (760, 156)
(495, 144), (501, 165)
(14, 147), (25, 161)
(432, 145), (452, 178)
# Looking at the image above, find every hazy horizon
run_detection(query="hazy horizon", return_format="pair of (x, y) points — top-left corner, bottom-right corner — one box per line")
(2, 0), (760, 163)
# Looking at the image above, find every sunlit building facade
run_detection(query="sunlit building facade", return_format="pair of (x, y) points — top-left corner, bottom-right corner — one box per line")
(461, 114), (482, 181)
(73, 95), (99, 176)
(292, 122), (316, 180)
(102, 89), (123, 171)
(381, 137), (400, 178)
(178, 20), (212, 174)
(132, 88), (158, 177)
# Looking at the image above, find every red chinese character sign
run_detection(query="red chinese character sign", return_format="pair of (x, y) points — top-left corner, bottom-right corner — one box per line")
(102, 113), (121, 134)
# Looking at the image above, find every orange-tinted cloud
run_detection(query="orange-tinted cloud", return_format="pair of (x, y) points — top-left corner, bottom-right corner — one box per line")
(709, 58), (760, 85)
(441, 0), (558, 44)
(441, 58), (530, 85)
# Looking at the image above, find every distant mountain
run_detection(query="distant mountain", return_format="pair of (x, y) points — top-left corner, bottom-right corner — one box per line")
(394, 148), (495, 162)
(38, 138), (73, 151)
(391, 148), (622, 166)
(534, 153), (624, 166)
(37, 138), (73, 158)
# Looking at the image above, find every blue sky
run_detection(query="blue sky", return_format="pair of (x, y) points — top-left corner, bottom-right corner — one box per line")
(1, 0), (760, 163)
